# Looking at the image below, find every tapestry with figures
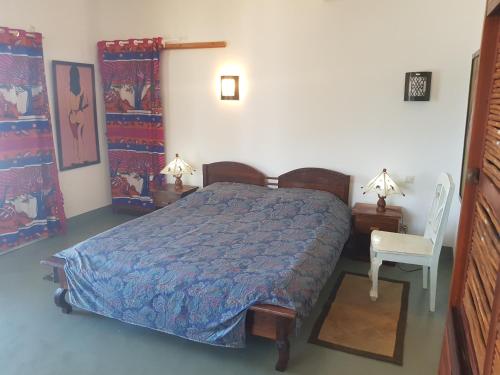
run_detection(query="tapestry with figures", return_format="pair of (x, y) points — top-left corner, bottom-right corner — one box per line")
(0, 27), (66, 252)
(97, 38), (165, 212)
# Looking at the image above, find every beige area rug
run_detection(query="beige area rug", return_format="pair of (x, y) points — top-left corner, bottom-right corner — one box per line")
(309, 272), (410, 365)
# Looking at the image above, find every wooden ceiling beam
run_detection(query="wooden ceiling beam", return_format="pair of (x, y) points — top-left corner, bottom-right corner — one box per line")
(162, 41), (226, 50)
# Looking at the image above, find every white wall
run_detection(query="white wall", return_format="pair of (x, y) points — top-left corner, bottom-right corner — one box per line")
(0, 0), (111, 218)
(93, 0), (485, 246)
(1, 0), (486, 246)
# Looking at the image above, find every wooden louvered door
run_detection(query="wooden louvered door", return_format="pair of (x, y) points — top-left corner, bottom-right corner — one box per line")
(460, 179), (499, 374)
(439, 2), (500, 375)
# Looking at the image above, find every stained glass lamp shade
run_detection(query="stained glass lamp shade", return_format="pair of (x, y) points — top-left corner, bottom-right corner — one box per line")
(362, 168), (405, 212)
(160, 154), (195, 190)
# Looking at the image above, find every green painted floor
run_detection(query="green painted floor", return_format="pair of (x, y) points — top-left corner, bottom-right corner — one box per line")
(0, 207), (451, 375)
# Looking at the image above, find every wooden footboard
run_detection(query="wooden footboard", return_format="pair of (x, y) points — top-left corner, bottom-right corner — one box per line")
(41, 256), (296, 371)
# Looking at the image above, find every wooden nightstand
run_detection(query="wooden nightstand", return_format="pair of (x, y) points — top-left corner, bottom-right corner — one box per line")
(346, 203), (403, 262)
(151, 184), (198, 208)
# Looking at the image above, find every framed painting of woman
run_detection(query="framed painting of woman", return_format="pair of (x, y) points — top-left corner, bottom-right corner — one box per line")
(52, 61), (100, 171)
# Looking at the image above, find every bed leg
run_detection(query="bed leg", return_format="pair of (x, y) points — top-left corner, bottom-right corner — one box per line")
(54, 288), (72, 314)
(275, 317), (290, 372)
(52, 267), (60, 283)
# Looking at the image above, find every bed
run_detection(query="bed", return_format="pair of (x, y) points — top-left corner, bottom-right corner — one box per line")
(41, 161), (351, 371)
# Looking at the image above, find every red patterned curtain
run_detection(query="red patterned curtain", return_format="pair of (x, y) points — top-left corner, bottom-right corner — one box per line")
(97, 38), (165, 212)
(0, 27), (66, 252)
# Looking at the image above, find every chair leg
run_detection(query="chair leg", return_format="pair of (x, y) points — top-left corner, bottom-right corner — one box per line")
(370, 257), (382, 301)
(368, 244), (374, 280)
(430, 266), (438, 312)
(423, 266), (428, 290)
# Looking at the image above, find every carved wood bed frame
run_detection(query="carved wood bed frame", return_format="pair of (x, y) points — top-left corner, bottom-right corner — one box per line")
(42, 161), (350, 371)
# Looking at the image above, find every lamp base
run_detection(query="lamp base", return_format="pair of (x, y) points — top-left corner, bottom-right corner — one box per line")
(174, 175), (183, 191)
(376, 195), (386, 213)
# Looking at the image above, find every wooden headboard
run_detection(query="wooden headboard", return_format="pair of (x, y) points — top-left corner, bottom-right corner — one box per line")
(278, 168), (350, 204)
(202, 162), (350, 204)
(203, 162), (267, 187)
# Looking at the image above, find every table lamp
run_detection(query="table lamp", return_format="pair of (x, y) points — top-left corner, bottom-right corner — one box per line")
(160, 154), (195, 190)
(362, 168), (405, 212)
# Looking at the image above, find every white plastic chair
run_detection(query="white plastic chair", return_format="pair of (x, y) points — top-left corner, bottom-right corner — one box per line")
(368, 173), (455, 312)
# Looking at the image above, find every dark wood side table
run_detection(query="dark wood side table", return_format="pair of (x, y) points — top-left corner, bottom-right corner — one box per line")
(345, 203), (403, 262)
(151, 184), (198, 208)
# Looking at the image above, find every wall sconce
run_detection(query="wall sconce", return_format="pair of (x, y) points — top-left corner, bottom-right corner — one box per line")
(221, 76), (239, 100)
(404, 72), (432, 101)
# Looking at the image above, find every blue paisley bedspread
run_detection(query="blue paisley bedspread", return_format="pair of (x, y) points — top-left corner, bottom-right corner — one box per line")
(55, 182), (351, 348)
